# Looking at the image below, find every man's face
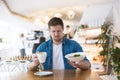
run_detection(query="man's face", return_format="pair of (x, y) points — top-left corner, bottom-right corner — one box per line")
(49, 25), (63, 42)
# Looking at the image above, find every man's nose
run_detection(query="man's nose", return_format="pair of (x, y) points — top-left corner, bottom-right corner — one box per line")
(54, 32), (59, 36)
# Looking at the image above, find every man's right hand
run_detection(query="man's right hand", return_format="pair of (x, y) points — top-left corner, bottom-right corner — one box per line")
(32, 54), (39, 65)
(28, 54), (39, 71)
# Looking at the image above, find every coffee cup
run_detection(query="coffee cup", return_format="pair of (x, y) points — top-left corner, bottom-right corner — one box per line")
(36, 52), (47, 63)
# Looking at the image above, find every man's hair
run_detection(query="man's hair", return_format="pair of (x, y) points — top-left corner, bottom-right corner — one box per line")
(48, 17), (64, 29)
(39, 37), (46, 44)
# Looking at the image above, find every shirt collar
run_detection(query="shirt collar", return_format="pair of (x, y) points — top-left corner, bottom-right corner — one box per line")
(62, 37), (66, 45)
(48, 37), (66, 46)
(48, 39), (53, 46)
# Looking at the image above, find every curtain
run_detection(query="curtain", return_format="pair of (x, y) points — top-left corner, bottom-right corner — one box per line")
(113, 0), (120, 35)
(79, 3), (112, 28)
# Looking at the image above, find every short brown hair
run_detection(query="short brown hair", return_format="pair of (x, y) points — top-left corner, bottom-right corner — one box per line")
(48, 17), (64, 29)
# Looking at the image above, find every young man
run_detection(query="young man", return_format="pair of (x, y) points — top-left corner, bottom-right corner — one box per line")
(28, 17), (90, 71)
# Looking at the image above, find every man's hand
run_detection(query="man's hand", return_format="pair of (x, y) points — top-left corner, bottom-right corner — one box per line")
(32, 54), (39, 64)
(68, 60), (90, 70)
(28, 54), (39, 71)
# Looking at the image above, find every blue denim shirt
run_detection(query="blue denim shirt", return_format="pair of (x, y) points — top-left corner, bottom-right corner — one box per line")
(36, 37), (90, 70)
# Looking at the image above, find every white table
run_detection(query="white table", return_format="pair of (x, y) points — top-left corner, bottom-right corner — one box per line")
(0, 60), (29, 72)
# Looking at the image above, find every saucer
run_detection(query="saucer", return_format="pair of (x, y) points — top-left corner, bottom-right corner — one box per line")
(34, 71), (53, 76)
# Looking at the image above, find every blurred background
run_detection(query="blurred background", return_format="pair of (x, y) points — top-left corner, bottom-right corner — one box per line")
(0, 0), (120, 69)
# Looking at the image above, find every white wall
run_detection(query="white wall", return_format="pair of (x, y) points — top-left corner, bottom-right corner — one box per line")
(0, 1), (37, 59)
(0, 1), (37, 43)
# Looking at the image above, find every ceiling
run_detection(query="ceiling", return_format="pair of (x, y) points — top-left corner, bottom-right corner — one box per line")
(3, 0), (114, 26)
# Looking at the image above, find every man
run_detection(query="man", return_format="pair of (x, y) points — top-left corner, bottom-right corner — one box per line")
(19, 33), (26, 57)
(28, 17), (90, 71)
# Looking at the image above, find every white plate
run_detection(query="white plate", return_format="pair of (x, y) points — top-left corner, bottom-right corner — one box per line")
(34, 71), (53, 76)
(65, 52), (85, 62)
(5, 60), (13, 63)
(4, 60), (15, 64)
(19, 60), (26, 63)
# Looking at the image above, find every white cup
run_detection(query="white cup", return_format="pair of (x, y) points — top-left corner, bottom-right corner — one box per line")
(36, 52), (47, 63)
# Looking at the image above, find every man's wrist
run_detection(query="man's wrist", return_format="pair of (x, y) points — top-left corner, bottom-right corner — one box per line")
(33, 61), (39, 66)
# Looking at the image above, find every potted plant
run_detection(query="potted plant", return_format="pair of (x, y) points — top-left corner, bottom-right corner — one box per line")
(110, 36), (120, 79)
(96, 22), (120, 79)
(96, 22), (111, 65)
(77, 24), (88, 31)
(96, 22), (114, 75)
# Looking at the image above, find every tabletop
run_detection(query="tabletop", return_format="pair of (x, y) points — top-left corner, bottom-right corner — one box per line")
(0, 69), (101, 80)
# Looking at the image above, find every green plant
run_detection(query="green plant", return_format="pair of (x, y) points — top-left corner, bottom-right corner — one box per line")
(96, 23), (112, 65)
(110, 36), (120, 80)
(77, 24), (88, 31)
(0, 38), (2, 43)
(96, 22), (120, 79)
